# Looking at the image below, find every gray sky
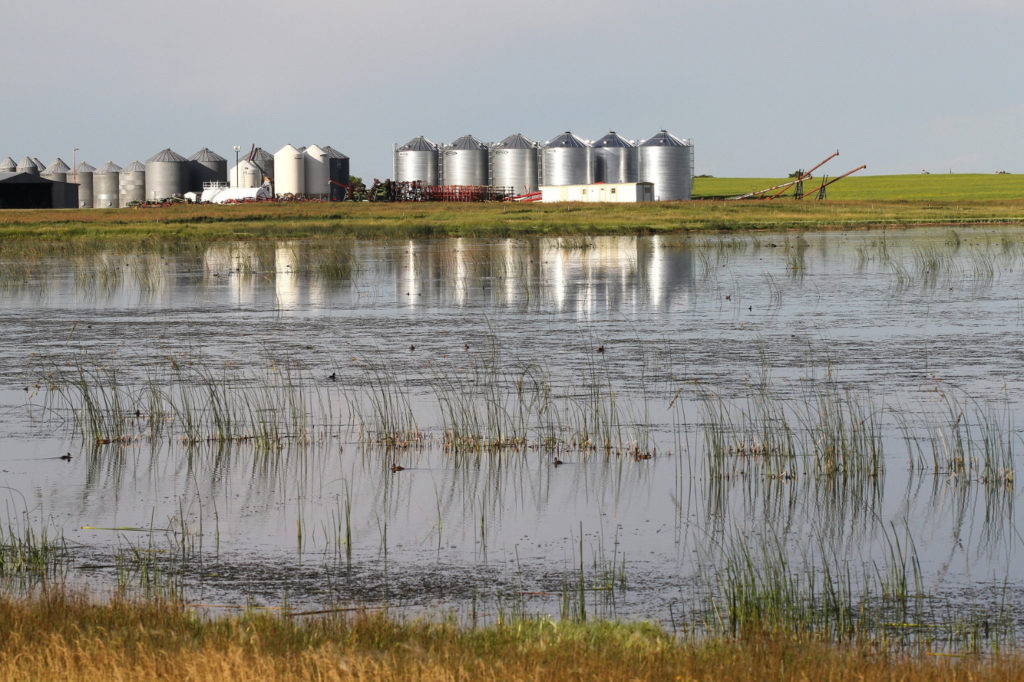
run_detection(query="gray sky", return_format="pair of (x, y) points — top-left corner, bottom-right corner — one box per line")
(3, 0), (1021, 179)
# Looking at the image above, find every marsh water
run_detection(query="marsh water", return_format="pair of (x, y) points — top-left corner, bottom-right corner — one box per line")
(1, 227), (1022, 639)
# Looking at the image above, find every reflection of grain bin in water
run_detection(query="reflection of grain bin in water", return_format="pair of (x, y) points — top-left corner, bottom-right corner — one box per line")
(395, 136), (439, 185)
(119, 161), (146, 205)
(74, 162), (95, 208)
(542, 132), (593, 186)
(639, 130), (693, 201)
(593, 132), (637, 184)
(145, 148), (188, 201)
(93, 162), (121, 208)
(442, 135), (488, 187)
(274, 144), (305, 195)
(490, 133), (540, 194)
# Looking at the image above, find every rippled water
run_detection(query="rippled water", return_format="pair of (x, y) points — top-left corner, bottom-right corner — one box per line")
(0, 227), (1021, 631)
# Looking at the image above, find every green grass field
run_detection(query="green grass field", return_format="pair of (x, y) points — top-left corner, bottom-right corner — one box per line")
(694, 173), (1024, 201)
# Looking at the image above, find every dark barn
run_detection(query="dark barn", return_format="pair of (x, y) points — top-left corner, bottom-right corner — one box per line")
(0, 172), (78, 208)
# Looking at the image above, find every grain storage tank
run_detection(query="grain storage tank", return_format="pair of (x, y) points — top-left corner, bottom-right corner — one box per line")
(93, 161), (121, 208)
(0, 157), (16, 173)
(323, 146), (350, 200)
(250, 147), (274, 183)
(490, 133), (540, 194)
(395, 136), (439, 185)
(442, 135), (488, 187)
(145, 148), (188, 201)
(188, 148), (227, 190)
(638, 130), (693, 201)
(32, 158), (46, 173)
(228, 160), (265, 188)
(120, 161), (146, 205)
(273, 144), (305, 196)
(74, 162), (95, 208)
(593, 131), (638, 184)
(304, 144), (329, 198)
(542, 132), (593, 186)
(17, 157), (38, 176)
(41, 158), (70, 183)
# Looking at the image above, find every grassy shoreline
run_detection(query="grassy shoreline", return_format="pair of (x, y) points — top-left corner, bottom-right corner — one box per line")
(0, 590), (1017, 681)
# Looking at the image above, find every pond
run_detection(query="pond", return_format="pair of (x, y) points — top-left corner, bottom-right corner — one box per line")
(0, 227), (1021, 646)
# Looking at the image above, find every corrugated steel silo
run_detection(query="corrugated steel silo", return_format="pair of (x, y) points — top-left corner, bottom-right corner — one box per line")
(120, 161), (146, 205)
(490, 133), (540, 194)
(17, 157), (38, 176)
(32, 158), (46, 173)
(41, 158), (70, 183)
(74, 162), (95, 208)
(0, 157), (16, 173)
(93, 161), (121, 208)
(304, 144), (329, 197)
(442, 135), (488, 187)
(395, 136), (439, 185)
(250, 147), (274, 183)
(542, 132), (593, 186)
(593, 131), (638, 183)
(145, 148), (188, 201)
(188, 148), (227, 190)
(638, 130), (693, 201)
(273, 144), (305, 195)
(323, 146), (350, 200)
(229, 160), (265, 189)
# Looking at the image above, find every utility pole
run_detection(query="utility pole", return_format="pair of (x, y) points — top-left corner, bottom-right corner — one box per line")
(233, 145), (241, 187)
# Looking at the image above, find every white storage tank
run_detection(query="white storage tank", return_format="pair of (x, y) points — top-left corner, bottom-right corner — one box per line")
(273, 144), (305, 195)
(303, 144), (329, 198)
(74, 162), (95, 208)
(93, 161), (121, 208)
(229, 160), (266, 189)
(1, 157), (17, 173)
(638, 130), (693, 201)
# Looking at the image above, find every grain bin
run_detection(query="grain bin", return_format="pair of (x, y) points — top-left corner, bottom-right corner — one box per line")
(395, 136), (439, 185)
(323, 146), (350, 200)
(188, 148), (227, 190)
(490, 133), (540, 194)
(17, 157), (38, 176)
(442, 135), (488, 187)
(273, 144), (305, 196)
(120, 161), (146, 205)
(32, 158), (45, 173)
(74, 162), (95, 208)
(593, 131), (637, 184)
(41, 158), (70, 183)
(542, 132), (593, 186)
(638, 130), (693, 201)
(304, 144), (329, 198)
(0, 157), (16, 173)
(93, 161), (121, 208)
(250, 147), (274, 183)
(145, 148), (188, 201)
(229, 160), (265, 188)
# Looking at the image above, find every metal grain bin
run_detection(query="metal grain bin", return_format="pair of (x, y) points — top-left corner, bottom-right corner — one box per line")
(593, 131), (637, 184)
(17, 157), (38, 176)
(41, 158), (70, 183)
(273, 144), (305, 195)
(442, 135), (488, 187)
(188, 148), (227, 190)
(323, 145), (350, 201)
(490, 133), (540, 194)
(32, 158), (45, 173)
(74, 162), (95, 208)
(120, 161), (146, 205)
(144, 148), (187, 201)
(93, 161), (121, 208)
(250, 147), (274, 183)
(542, 132), (593, 186)
(638, 130), (693, 201)
(0, 157), (16, 173)
(395, 136), (439, 185)
(304, 144), (329, 198)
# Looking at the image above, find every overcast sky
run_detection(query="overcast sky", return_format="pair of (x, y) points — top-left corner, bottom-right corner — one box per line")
(2, 0), (1021, 179)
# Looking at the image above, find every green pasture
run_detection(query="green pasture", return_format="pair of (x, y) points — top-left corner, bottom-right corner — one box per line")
(694, 173), (1024, 201)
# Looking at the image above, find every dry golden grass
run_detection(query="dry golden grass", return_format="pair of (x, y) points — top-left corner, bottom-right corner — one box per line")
(0, 591), (1018, 681)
